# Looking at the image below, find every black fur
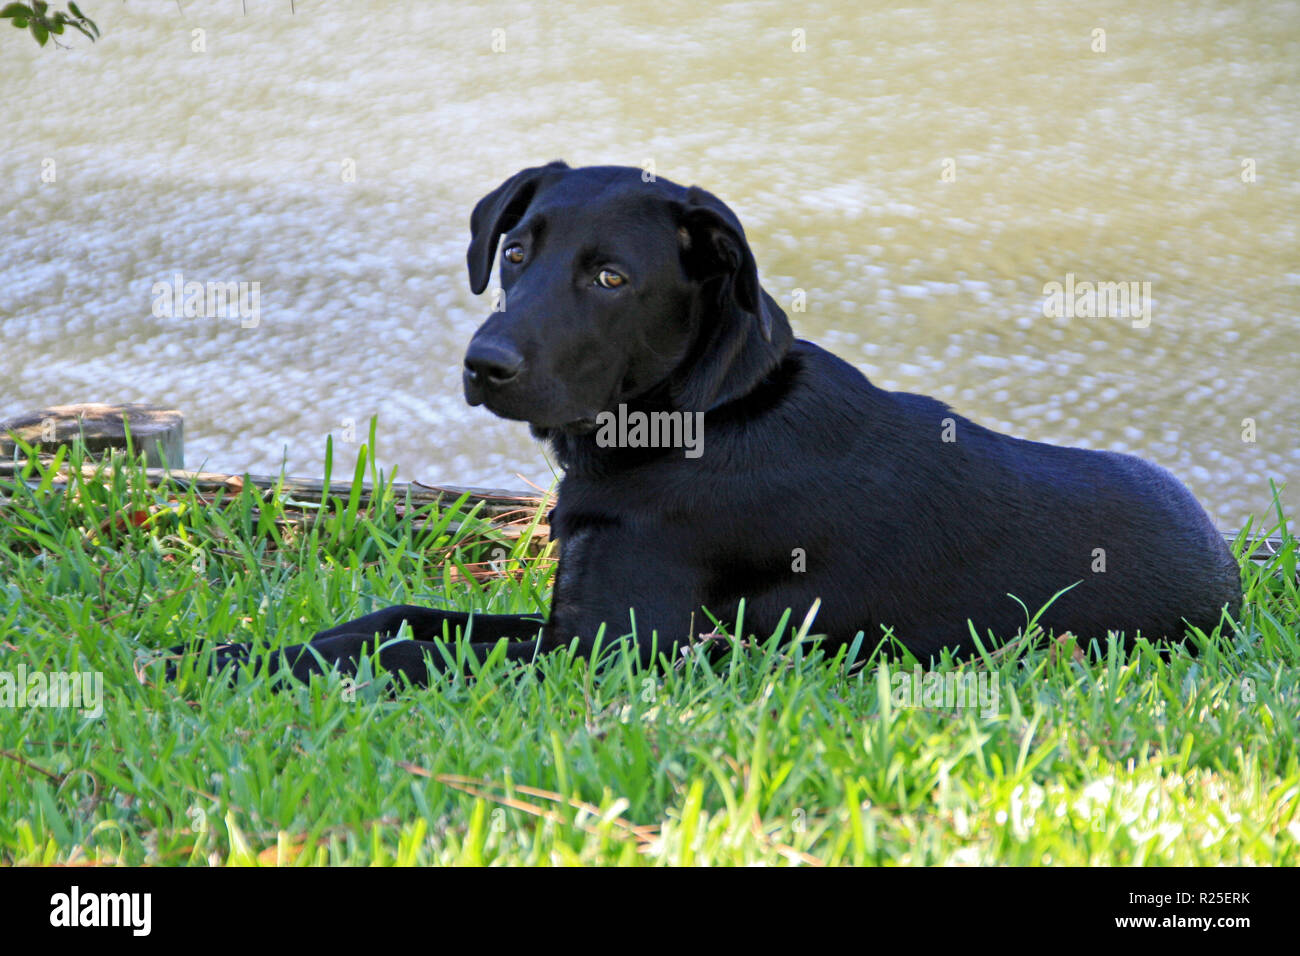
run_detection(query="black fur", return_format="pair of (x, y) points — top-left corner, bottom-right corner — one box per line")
(167, 163), (1241, 686)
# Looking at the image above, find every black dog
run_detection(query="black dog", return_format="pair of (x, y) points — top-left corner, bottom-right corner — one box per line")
(170, 162), (1241, 686)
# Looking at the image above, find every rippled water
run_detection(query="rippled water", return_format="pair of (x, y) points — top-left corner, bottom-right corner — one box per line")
(2, 0), (1296, 529)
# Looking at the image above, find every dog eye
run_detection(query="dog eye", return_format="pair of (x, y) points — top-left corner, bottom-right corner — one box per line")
(595, 269), (625, 289)
(503, 244), (525, 264)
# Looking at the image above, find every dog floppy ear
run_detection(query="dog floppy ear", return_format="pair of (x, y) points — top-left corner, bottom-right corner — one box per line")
(466, 161), (569, 295)
(669, 187), (791, 412)
(677, 186), (769, 340)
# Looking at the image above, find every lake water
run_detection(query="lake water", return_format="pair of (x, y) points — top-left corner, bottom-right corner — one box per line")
(2, 0), (1296, 530)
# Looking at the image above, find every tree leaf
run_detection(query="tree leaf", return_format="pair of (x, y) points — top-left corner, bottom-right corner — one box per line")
(30, 18), (45, 44)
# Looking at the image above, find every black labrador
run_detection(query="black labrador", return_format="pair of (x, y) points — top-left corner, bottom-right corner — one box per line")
(169, 162), (1241, 686)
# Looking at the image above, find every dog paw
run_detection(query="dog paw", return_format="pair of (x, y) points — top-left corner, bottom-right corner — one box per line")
(162, 642), (252, 682)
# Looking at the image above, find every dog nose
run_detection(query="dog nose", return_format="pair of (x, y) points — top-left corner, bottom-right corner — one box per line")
(464, 340), (524, 387)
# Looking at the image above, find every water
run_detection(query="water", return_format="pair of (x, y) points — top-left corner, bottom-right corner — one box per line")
(2, 0), (1296, 530)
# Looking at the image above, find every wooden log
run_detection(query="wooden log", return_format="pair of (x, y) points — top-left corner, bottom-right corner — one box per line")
(0, 403), (183, 469)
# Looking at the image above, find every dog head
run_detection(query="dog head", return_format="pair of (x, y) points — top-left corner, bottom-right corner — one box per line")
(462, 162), (793, 433)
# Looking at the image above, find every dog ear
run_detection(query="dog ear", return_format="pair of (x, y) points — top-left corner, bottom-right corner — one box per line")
(678, 186), (769, 340)
(466, 161), (569, 295)
(669, 187), (791, 412)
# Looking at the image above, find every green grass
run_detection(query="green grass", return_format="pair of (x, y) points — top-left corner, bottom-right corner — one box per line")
(0, 428), (1296, 865)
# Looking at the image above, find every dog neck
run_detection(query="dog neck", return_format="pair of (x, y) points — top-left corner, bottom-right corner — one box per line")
(537, 288), (795, 474)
